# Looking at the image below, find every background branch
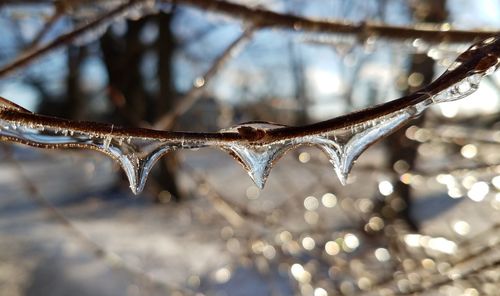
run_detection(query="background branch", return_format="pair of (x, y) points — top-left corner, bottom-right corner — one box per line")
(154, 27), (255, 130)
(0, 0), (142, 78)
(168, 0), (498, 42)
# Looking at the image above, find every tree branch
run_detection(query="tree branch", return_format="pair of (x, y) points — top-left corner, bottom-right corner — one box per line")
(153, 27), (254, 130)
(0, 35), (498, 193)
(0, 0), (142, 78)
(1, 35), (498, 141)
(167, 0), (498, 43)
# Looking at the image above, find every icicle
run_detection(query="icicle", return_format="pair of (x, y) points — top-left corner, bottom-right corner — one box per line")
(339, 109), (415, 176)
(0, 36), (497, 193)
(103, 139), (174, 195)
(222, 142), (292, 189)
(218, 109), (416, 187)
(308, 109), (416, 184)
(220, 122), (292, 189)
(308, 137), (345, 184)
(0, 119), (177, 194)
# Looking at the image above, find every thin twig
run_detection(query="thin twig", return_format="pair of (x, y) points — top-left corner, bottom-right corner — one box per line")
(0, 0), (142, 78)
(182, 163), (252, 228)
(2, 145), (106, 255)
(168, 0), (498, 43)
(361, 225), (500, 295)
(27, 5), (63, 48)
(154, 27), (255, 130)
(1, 145), (187, 294)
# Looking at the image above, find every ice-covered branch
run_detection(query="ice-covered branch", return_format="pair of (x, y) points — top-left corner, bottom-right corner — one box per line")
(0, 35), (498, 194)
(0, 0), (143, 78)
(167, 0), (498, 43)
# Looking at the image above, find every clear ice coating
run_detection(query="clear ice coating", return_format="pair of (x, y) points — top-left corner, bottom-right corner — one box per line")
(220, 122), (293, 189)
(220, 110), (416, 187)
(0, 120), (181, 194)
(101, 136), (175, 194)
(313, 108), (416, 185)
(221, 142), (292, 189)
(431, 74), (481, 103)
(0, 36), (498, 193)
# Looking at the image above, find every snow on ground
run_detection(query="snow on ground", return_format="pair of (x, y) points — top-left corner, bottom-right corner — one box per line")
(0, 143), (498, 295)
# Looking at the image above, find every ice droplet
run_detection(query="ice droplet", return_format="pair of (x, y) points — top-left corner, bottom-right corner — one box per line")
(103, 135), (112, 149)
(483, 37), (496, 45)
(0, 118), (177, 194)
(486, 65), (497, 75)
(222, 142), (291, 189)
(447, 61), (462, 71)
(106, 138), (174, 194)
(432, 75), (481, 103)
(220, 122), (291, 188)
(308, 109), (415, 184)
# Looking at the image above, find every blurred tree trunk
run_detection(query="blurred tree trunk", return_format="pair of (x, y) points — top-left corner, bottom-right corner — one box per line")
(157, 12), (175, 117)
(384, 0), (447, 230)
(38, 44), (86, 118)
(100, 12), (181, 200)
(155, 11), (181, 202)
(286, 1), (309, 125)
(100, 17), (149, 124)
(288, 41), (309, 125)
(65, 45), (85, 120)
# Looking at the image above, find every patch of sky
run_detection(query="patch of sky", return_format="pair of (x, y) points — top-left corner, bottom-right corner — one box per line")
(0, 81), (40, 111)
(139, 20), (159, 45)
(448, 0), (500, 29)
(141, 51), (159, 93)
(80, 56), (109, 92)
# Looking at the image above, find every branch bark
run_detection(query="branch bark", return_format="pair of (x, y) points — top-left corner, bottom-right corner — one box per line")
(167, 0), (498, 42)
(0, 0), (142, 78)
(0, 35), (498, 144)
